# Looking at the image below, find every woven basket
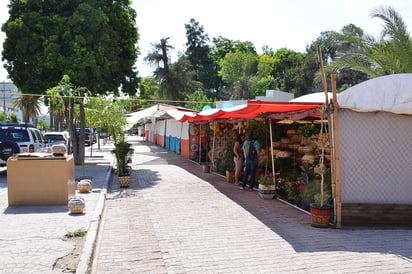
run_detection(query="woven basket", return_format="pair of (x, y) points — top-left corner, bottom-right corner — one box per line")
(118, 175), (131, 188)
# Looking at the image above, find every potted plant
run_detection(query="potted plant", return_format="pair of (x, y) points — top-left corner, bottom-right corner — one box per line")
(112, 141), (134, 187)
(216, 134), (236, 183)
(257, 172), (276, 199)
(310, 165), (333, 228)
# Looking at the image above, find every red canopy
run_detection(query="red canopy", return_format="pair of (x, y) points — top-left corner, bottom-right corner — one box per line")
(178, 100), (323, 122)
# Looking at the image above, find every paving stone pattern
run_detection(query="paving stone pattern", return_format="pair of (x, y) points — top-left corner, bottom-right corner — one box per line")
(92, 137), (412, 274)
(0, 163), (110, 274)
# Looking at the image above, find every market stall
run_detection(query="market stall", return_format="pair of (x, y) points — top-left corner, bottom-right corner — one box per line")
(335, 73), (412, 227)
(125, 104), (196, 158)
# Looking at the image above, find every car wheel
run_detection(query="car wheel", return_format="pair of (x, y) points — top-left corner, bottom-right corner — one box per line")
(0, 141), (21, 161)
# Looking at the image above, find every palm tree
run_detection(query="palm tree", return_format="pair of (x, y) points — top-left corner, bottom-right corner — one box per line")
(145, 37), (201, 104)
(144, 37), (174, 100)
(13, 95), (42, 124)
(328, 6), (412, 78)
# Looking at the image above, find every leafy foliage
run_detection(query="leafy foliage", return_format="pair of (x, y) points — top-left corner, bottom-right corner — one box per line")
(2, 0), (139, 95)
(112, 141), (134, 175)
(327, 6), (412, 78)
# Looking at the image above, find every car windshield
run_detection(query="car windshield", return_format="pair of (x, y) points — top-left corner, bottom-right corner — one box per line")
(0, 128), (30, 142)
(44, 135), (63, 142)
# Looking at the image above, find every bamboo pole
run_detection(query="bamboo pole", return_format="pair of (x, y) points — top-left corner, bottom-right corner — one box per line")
(331, 74), (342, 228)
(317, 45), (328, 207)
(269, 120), (276, 184)
(317, 45), (329, 104)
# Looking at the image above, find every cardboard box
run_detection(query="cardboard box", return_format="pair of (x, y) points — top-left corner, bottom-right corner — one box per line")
(7, 154), (75, 205)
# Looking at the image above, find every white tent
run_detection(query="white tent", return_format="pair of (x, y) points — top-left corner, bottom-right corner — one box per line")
(290, 92), (334, 103)
(338, 73), (412, 114)
(125, 104), (197, 129)
(335, 73), (412, 227)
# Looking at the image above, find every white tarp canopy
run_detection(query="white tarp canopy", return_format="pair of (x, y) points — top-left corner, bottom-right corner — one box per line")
(337, 73), (412, 115)
(125, 104), (197, 129)
(290, 92), (334, 103)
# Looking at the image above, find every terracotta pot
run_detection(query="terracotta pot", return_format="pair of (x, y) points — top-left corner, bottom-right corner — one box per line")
(310, 203), (333, 228)
(226, 171), (235, 183)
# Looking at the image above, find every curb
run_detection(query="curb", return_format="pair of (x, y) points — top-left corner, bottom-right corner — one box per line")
(76, 161), (113, 274)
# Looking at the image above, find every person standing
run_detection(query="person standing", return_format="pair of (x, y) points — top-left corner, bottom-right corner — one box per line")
(233, 133), (245, 185)
(240, 134), (260, 190)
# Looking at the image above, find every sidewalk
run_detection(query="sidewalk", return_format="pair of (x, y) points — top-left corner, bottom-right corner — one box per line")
(0, 142), (114, 274)
(91, 136), (412, 273)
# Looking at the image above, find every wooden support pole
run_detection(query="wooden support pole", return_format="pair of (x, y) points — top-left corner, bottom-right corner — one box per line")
(331, 74), (342, 228)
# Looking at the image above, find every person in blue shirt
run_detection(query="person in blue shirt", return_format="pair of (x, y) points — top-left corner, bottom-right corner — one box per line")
(240, 133), (260, 190)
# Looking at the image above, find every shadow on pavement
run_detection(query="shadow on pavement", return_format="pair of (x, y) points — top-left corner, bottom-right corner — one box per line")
(4, 205), (68, 214)
(118, 139), (412, 260)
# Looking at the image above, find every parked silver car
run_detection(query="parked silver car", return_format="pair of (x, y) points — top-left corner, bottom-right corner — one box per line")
(43, 131), (71, 154)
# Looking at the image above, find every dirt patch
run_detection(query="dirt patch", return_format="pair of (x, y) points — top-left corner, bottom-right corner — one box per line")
(52, 235), (85, 273)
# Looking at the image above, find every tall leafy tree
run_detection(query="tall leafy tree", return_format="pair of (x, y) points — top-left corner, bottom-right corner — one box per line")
(145, 37), (174, 100)
(249, 54), (277, 97)
(138, 77), (159, 108)
(13, 95), (41, 124)
(46, 75), (87, 165)
(328, 6), (412, 78)
(270, 48), (304, 92)
(211, 37), (257, 100)
(2, 0), (139, 96)
(185, 19), (219, 97)
(218, 50), (258, 99)
(145, 38), (201, 104)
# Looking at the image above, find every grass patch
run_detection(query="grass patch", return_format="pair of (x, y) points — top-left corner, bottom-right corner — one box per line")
(65, 228), (86, 238)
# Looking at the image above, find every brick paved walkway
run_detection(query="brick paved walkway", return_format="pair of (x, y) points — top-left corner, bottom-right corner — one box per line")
(91, 137), (412, 273)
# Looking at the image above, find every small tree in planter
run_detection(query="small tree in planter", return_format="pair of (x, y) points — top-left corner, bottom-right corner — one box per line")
(113, 141), (134, 175)
(106, 100), (134, 187)
(112, 141), (134, 187)
(309, 115), (333, 228)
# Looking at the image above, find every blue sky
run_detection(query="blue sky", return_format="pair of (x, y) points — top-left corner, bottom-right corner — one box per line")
(1, 0), (412, 81)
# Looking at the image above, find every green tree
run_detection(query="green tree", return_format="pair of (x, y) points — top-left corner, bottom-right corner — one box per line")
(138, 77), (159, 108)
(145, 38), (201, 104)
(13, 95), (41, 124)
(249, 54), (277, 97)
(271, 48), (304, 91)
(144, 37), (174, 100)
(2, 0), (139, 96)
(46, 75), (87, 165)
(218, 50), (258, 99)
(184, 88), (214, 111)
(328, 6), (412, 78)
(185, 19), (218, 96)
